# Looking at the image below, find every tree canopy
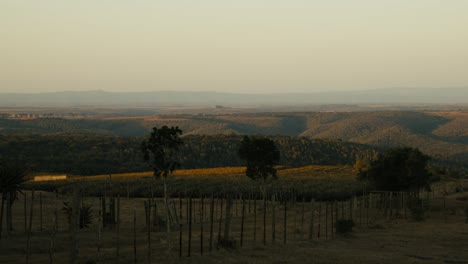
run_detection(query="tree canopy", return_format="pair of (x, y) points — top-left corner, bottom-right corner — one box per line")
(359, 147), (432, 192)
(141, 126), (183, 179)
(238, 136), (280, 182)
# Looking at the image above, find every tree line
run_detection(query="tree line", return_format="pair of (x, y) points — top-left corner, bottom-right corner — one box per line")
(0, 133), (379, 175)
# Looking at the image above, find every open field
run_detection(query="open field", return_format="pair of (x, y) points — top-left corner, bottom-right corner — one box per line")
(27, 165), (362, 200)
(65, 165), (357, 181)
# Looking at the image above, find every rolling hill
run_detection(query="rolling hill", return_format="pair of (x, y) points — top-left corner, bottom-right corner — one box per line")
(0, 110), (467, 171)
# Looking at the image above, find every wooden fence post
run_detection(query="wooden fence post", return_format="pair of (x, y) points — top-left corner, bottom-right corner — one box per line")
(235, 194), (239, 218)
(200, 196), (204, 256)
(216, 196), (224, 251)
(309, 199), (314, 241)
(263, 195), (267, 246)
(147, 198), (151, 264)
(253, 195), (257, 245)
(134, 200), (137, 264)
(317, 202), (321, 239)
(209, 194), (215, 252)
(55, 191), (59, 231)
(389, 192), (394, 218)
(26, 190), (35, 264)
(248, 192), (252, 214)
(300, 197), (305, 240)
(97, 197), (102, 253)
(116, 195), (120, 263)
(40, 192), (43, 232)
(24, 192), (27, 233)
(334, 201), (338, 236)
(403, 193), (407, 219)
(283, 197), (288, 244)
(179, 195), (183, 258)
(359, 197), (363, 226)
(223, 194), (233, 241)
(325, 203), (329, 238)
(188, 197), (192, 257)
(330, 202), (334, 237)
(240, 196), (246, 247)
(292, 193), (297, 240)
(444, 195), (447, 223)
(366, 195), (370, 226)
(49, 198), (58, 264)
(341, 200), (345, 219)
(70, 188), (80, 264)
(186, 197), (189, 223)
(271, 194), (276, 243)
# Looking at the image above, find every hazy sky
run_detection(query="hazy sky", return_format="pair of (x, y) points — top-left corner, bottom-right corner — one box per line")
(1, 0), (468, 94)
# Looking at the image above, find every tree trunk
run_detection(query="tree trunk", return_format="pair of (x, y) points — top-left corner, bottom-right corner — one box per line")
(0, 194), (5, 239)
(164, 179), (171, 250)
(26, 190), (35, 264)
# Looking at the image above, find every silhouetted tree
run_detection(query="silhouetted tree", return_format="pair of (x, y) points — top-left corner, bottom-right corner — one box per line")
(0, 160), (30, 237)
(238, 136), (280, 183)
(238, 136), (280, 245)
(359, 147), (431, 193)
(141, 126), (183, 240)
(142, 126), (183, 179)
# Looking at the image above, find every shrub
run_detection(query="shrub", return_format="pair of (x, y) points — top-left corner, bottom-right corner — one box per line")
(409, 199), (425, 222)
(62, 202), (94, 229)
(464, 205), (468, 223)
(336, 219), (354, 235)
(217, 237), (237, 249)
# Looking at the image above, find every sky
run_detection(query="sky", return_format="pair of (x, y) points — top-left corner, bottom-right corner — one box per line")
(1, 0), (468, 94)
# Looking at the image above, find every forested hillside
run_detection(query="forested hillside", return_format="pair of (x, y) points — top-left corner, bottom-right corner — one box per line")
(1, 110), (467, 173)
(0, 134), (379, 175)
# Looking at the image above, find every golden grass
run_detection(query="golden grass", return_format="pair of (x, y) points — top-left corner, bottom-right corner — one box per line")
(33, 175), (68, 181)
(65, 165), (356, 182)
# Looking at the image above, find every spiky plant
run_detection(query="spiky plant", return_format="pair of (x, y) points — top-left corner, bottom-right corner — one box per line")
(62, 202), (94, 229)
(0, 160), (30, 236)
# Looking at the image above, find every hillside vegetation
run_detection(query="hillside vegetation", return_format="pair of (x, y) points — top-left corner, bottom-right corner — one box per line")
(1, 111), (467, 172)
(0, 134), (378, 175)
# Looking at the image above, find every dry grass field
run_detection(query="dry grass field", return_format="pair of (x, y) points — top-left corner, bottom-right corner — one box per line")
(68, 165), (357, 181)
(1, 185), (467, 264)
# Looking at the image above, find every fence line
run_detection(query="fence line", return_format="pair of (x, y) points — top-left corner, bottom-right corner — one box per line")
(1, 182), (465, 263)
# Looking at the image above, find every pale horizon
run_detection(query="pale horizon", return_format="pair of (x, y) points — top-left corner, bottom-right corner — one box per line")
(1, 86), (467, 95)
(1, 1), (468, 94)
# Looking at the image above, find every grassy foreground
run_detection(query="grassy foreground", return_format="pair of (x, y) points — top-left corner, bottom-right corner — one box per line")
(0, 189), (467, 264)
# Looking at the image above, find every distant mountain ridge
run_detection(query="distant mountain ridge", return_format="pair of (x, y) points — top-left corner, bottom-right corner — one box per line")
(0, 87), (467, 106)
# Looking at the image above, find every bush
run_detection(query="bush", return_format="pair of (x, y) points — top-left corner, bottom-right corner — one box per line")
(217, 237), (237, 249)
(464, 206), (468, 223)
(336, 219), (354, 235)
(409, 199), (425, 222)
(62, 202), (94, 229)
